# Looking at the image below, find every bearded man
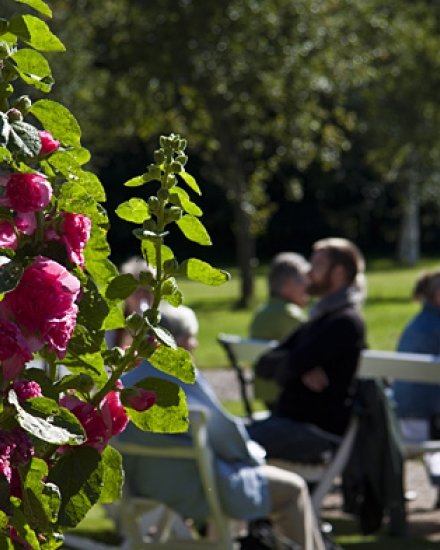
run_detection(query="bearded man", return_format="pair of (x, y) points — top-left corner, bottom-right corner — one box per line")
(249, 238), (367, 462)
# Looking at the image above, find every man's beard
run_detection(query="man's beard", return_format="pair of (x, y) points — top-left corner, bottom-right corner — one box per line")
(307, 269), (333, 296)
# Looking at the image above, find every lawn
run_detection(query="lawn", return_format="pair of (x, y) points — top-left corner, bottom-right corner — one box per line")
(181, 257), (440, 369)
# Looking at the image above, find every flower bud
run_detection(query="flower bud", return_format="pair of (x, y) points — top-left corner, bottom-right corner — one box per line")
(14, 95), (32, 115)
(38, 130), (60, 156)
(164, 206), (182, 224)
(126, 312), (144, 335)
(153, 149), (165, 164)
(121, 387), (156, 412)
(163, 258), (179, 274)
(6, 108), (22, 122)
(170, 161), (183, 173)
(161, 277), (178, 296)
(0, 40), (12, 60)
(157, 188), (169, 201)
(147, 196), (160, 214)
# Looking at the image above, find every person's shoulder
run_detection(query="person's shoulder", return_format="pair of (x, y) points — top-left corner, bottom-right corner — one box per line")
(284, 302), (306, 321)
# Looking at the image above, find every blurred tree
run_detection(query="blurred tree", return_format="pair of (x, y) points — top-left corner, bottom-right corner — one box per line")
(47, 0), (386, 306)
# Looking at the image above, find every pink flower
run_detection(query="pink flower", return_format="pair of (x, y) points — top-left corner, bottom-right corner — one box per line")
(60, 213), (91, 268)
(0, 428), (34, 483)
(60, 395), (111, 453)
(121, 387), (156, 412)
(38, 130), (60, 156)
(1, 257), (80, 358)
(0, 319), (32, 380)
(0, 172), (52, 213)
(15, 212), (36, 236)
(101, 389), (129, 437)
(0, 221), (17, 250)
(12, 380), (42, 401)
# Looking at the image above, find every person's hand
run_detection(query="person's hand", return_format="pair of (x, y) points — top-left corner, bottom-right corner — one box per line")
(301, 367), (329, 392)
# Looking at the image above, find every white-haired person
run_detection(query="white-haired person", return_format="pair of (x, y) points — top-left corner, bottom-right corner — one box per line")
(120, 303), (326, 550)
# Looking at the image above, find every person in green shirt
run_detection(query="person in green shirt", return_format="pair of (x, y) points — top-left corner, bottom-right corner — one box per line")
(250, 252), (309, 341)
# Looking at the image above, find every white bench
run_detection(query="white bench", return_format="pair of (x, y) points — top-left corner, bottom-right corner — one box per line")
(217, 333), (440, 512)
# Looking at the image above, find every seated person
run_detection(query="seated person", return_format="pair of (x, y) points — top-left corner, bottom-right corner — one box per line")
(249, 238), (366, 463)
(392, 270), (440, 502)
(120, 303), (325, 550)
(250, 252), (310, 341)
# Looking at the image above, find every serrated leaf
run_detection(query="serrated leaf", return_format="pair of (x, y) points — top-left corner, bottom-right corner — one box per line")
(9, 500), (40, 549)
(9, 15), (64, 52)
(162, 287), (183, 307)
(103, 303), (125, 331)
(169, 187), (202, 217)
(31, 99), (81, 148)
(47, 447), (103, 527)
(106, 273), (139, 300)
(0, 259), (24, 293)
(15, 0), (52, 18)
(8, 120), (41, 158)
(180, 258), (230, 286)
(12, 48), (53, 92)
(99, 446), (123, 504)
(125, 377), (188, 433)
(149, 345), (195, 383)
(57, 352), (107, 386)
(176, 215), (211, 246)
(178, 171), (201, 195)
(141, 241), (174, 269)
(116, 198), (150, 223)
(123, 175), (146, 187)
(22, 458), (60, 530)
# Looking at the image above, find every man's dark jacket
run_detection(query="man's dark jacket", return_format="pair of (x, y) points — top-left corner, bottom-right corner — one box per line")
(261, 302), (366, 436)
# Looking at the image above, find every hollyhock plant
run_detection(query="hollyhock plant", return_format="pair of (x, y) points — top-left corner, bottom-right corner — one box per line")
(1, 256), (80, 358)
(12, 379), (42, 401)
(38, 130), (60, 156)
(47, 212), (91, 268)
(0, 319), (33, 380)
(0, 172), (52, 213)
(15, 212), (36, 236)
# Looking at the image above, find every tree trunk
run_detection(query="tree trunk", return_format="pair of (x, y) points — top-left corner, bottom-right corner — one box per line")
(397, 179), (420, 265)
(231, 193), (255, 309)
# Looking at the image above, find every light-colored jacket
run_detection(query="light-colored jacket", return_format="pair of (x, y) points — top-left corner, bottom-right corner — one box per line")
(119, 362), (270, 521)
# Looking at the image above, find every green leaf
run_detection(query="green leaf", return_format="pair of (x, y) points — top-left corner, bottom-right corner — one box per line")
(149, 345), (195, 383)
(141, 241), (174, 269)
(178, 171), (201, 195)
(12, 48), (53, 92)
(115, 198), (150, 223)
(58, 352), (107, 386)
(169, 187), (202, 217)
(126, 377), (188, 433)
(123, 175), (146, 187)
(21, 458), (60, 531)
(8, 120), (41, 158)
(9, 499), (40, 549)
(106, 273), (139, 300)
(0, 147), (12, 163)
(103, 303), (125, 331)
(31, 99), (81, 147)
(0, 113), (10, 147)
(54, 373), (94, 394)
(15, 0), (53, 18)
(9, 15), (64, 52)
(0, 259), (24, 293)
(150, 325), (176, 349)
(15, 393), (86, 445)
(180, 258), (230, 286)
(99, 446), (123, 504)
(47, 447), (103, 528)
(176, 215), (212, 246)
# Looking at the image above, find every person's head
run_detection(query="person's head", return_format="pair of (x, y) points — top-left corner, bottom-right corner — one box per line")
(268, 252), (310, 307)
(159, 303), (199, 353)
(308, 238), (365, 297)
(412, 270), (440, 308)
(120, 256), (155, 314)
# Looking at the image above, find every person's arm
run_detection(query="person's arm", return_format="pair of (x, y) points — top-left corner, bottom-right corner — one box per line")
(276, 316), (362, 385)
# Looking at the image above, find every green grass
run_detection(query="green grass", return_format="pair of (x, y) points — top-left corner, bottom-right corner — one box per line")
(181, 258), (440, 369)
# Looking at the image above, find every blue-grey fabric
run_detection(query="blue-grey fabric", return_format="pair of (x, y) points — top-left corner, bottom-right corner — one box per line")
(392, 304), (440, 418)
(119, 362), (270, 520)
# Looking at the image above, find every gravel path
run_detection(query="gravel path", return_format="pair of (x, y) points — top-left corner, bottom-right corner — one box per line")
(204, 368), (440, 543)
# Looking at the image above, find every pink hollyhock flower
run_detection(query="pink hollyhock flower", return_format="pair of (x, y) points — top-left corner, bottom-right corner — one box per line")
(15, 212), (36, 236)
(1, 256), (80, 358)
(121, 387), (156, 412)
(0, 172), (52, 213)
(60, 213), (91, 268)
(38, 130), (60, 156)
(0, 428), (34, 483)
(0, 221), (17, 250)
(101, 388), (129, 437)
(12, 380), (42, 401)
(0, 319), (32, 380)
